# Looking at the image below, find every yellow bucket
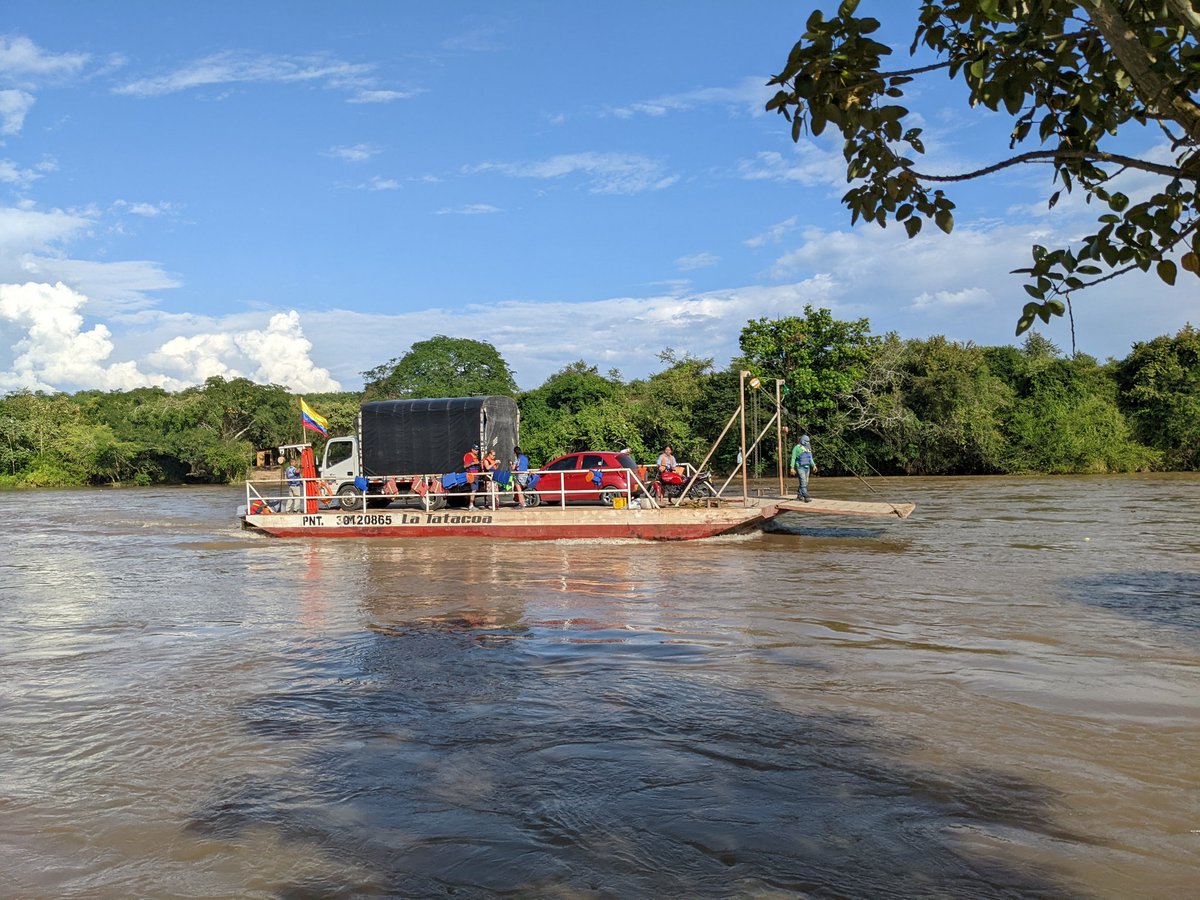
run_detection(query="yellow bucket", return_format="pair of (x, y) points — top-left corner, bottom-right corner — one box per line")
(613, 496), (627, 509)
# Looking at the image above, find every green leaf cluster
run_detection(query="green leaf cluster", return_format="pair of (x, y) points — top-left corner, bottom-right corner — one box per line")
(767, 1), (1200, 334)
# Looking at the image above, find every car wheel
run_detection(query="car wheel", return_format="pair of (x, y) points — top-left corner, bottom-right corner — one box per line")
(524, 491), (541, 508)
(599, 487), (619, 507)
(337, 484), (365, 511)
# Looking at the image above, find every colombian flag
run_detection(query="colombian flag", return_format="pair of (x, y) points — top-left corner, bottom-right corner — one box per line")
(300, 398), (329, 437)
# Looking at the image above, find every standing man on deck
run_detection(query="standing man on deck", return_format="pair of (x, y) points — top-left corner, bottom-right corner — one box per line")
(511, 445), (530, 508)
(789, 435), (816, 503)
(284, 458), (303, 512)
(463, 443), (482, 509)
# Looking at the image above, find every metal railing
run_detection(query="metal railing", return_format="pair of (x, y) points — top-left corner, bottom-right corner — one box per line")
(243, 465), (676, 514)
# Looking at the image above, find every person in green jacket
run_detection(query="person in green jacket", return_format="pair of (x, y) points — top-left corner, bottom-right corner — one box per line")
(789, 435), (816, 502)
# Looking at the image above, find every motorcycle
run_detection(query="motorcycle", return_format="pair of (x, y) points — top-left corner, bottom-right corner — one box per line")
(648, 467), (717, 501)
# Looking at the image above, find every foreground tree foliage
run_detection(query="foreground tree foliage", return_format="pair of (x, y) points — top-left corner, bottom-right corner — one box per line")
(737, 306), (879, 439)
(1115, 324), (1200, 468)
(361, 335), (518, 401)
(516, 362), (635, 466)
(767, 0), (1200, 334)
(0, 312), (1196, 487)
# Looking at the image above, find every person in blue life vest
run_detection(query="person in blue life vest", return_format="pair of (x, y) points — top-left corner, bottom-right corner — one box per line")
(789, 435), (816, 502)
(284, 459), (303, 512)
(511, 445), (530, 508)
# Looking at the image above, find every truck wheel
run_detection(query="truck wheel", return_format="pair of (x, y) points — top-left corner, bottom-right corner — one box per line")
(422, 493), (448, 511)
(337, 484), (365, 511)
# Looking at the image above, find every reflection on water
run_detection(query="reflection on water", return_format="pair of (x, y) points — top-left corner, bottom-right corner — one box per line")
(1065, 571), (1200, 635)
(1, 476), (1198, 897)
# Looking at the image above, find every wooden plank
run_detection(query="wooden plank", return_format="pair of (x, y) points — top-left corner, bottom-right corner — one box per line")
(773, 497), (915, 519)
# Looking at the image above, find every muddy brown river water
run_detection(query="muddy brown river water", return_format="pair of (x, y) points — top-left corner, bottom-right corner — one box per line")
(1, 474), (1197, 898)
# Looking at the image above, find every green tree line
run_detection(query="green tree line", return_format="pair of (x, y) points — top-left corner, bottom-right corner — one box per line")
(2, 317), (1197, 488)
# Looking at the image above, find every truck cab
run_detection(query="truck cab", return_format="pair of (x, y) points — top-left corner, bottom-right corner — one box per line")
(319, 435), (363, 509)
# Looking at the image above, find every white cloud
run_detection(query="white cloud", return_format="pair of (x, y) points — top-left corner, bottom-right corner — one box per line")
(367, 176), (400, 191)
(736, 148), (844, 189)
(111, 199), (176, 217)
(328, 143), (381, 163)
(152, 331), (240, 382)
(441, 26), (507, 54)
(763, 220), (1191, 358)
(348, 88), (420, 104)
(149, 310), (338, 392)
(436, 203), (501, 215)
(607, 77), (772, 119)
(466, 152), (678, 195)
(113, 51), (384, 101)
(744, 216), (797, 248)
(0, 36), (89, 82)
(0, 281), (172, 392)
(0, 204), (95, 259)
(0, 156), (41, 187)
(909, 287), (992, 310)
(0, 90), (35, 136)
(676, 252), (718, 271)
(0, 282), (339, 393)
(236, 311), (339, 391)
(16, 257), (181, 316)
(299, 281), (832, 389)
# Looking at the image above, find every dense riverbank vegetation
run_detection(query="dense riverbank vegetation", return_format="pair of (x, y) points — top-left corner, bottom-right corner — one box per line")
(1, 312), (1196, 486)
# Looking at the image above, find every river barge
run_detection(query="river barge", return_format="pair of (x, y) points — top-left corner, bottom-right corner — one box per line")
(238, 493), (913, 542)
(240, 373), (914, 541)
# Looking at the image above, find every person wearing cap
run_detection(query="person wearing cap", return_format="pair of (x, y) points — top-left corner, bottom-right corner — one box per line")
(789, 434), (816, 502)
(284, 457), (303, 512)
(511, 445), (530, 508)
(463, 443), (482, 509)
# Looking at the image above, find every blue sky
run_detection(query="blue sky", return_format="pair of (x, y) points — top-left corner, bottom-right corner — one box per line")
(0, 2), (1194, 394)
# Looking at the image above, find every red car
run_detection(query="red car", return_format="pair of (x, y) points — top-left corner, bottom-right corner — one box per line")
(533, 450), (643, 505)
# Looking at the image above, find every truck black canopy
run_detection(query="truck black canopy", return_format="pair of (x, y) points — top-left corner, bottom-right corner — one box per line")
(360, 396), (519, 477)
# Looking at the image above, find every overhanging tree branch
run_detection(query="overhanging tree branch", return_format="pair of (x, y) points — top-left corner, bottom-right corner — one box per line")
(910, 148), (1189, 182)
(769, 0), (1200, 338)
(1086, 0), (1200, 142)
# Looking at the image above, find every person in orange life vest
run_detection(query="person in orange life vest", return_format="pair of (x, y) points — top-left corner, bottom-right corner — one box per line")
(463, 443), (482, 509)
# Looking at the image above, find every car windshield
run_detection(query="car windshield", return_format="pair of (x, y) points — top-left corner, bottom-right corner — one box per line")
(616, 453), (636, 471)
